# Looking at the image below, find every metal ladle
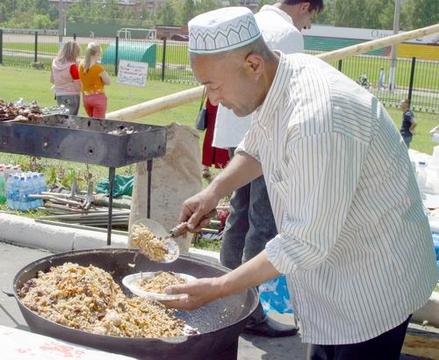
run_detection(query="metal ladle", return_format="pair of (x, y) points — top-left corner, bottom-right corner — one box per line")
(129, 219), (183, 264)
(129, 209), (217, 265)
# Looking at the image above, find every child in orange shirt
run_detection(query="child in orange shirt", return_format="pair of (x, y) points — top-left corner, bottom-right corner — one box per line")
(79, 43), (111, 119)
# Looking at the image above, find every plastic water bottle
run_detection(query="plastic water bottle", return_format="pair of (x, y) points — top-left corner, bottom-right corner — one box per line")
(19, 176), (30, 211)
(38, 173), (47, 192)
(6, 175), (13, 209)
(7, 175), (19, 210)
(0, 168), (6, 204)
(417, 161), (428, 193)
(18, 176), (25, 211)
(24, 173), (37, 210)
(30, 173), (40, 208)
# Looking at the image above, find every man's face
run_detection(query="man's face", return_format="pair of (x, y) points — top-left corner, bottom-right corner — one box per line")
(400, 101), (409, 111)
(293, 3), (318, 31)
(190, 53), (262, 117)
(301, 9), (317, 30)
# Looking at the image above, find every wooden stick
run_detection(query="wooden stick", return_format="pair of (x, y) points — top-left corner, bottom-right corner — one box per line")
(107, 85), (204, 122)
(318, 23), (439, 62)
(106, 24), (439, 123)
(44, 202), (84, 213)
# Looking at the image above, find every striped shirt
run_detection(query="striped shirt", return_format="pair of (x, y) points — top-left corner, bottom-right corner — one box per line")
(237, 52), (438, 345)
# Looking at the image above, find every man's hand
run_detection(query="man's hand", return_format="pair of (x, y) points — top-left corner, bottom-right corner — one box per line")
(179, 188), (220, 232)
(163, 251), (280, 311)
(179, 152), (262, 232)
(163, 277), (225, 310)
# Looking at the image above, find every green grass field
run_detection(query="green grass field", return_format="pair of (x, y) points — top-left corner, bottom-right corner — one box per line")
(4, 39), (439, 91)
(339, 56), (439, 90)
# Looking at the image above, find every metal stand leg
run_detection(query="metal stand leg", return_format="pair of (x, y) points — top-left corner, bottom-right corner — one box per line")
(107, 167), (116, 246)
(147, 159), (153, 219)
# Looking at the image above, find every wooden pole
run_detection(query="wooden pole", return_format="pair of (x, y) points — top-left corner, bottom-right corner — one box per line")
(107, 23), (439, 123)
(107, 85), (204, 121)
(318, 23), (439, 62)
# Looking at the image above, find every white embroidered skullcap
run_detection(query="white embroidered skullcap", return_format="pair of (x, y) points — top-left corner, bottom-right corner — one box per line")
(188, 7), (261, 54)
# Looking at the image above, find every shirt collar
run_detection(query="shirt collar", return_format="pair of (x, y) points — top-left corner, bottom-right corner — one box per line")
(259, 5), (294, 25)
(254, 52), (292, 127)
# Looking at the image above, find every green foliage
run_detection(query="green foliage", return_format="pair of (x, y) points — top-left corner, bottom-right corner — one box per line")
(156, 0), (178, 25)
(193, 237), (222, 252)
(180, 0), (196, 25)
(403, 0), (439, 29)
(47, 167), (58, 186)
(196, 0), (224, 14)
(315, 0), (438, 30)
(1, 0), (438, 31)
(32, 14), (54, 29)
(0, 0), (57, 29)
(314, 0), (334, 24)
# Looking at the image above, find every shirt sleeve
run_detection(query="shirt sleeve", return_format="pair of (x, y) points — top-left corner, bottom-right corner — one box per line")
(70, 64), (79, 80)
(265, 132), (367, 274)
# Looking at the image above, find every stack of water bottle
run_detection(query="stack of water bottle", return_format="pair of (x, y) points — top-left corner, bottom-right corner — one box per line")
(0, 164), (47, 211)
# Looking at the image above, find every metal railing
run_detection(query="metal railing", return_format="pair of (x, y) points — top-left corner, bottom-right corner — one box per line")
(1, 29), (438, 113)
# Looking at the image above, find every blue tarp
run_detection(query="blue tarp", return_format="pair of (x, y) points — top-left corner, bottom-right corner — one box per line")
(432, 232), (439, 270)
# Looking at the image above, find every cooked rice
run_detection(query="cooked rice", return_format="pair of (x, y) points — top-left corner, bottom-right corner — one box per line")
(18, 263), (186, 338)
(131, 224), (168, 262)
(137, 271), (187, 294)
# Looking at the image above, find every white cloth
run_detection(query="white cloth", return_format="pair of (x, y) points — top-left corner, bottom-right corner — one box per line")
(213, 5), (303, 149)
(0, 325), (134, 359)
(237, 52), (438, 344)
(188, 7), (261, 54)
(257, 5), (304, 54)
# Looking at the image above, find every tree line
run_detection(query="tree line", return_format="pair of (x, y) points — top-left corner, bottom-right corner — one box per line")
(0, 0), (437, 31)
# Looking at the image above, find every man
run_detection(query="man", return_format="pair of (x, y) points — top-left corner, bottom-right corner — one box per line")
(400, 98), (416, 148)
(166, 7), (438, 360)
(213, 0), (323, 337)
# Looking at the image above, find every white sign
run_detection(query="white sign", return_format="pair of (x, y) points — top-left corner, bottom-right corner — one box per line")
(117, 60), (148, 87)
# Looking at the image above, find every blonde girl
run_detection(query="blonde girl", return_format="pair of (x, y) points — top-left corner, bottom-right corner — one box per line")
(79, 42), (111, 119)
(50, 40), (81, 115)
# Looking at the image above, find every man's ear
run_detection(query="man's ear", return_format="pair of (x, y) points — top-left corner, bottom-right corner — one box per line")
(244, 52), (264, 80)
(299, 2), (311, 14)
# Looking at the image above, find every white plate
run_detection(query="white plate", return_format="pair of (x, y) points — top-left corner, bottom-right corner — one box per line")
(122, 272), (195, 301)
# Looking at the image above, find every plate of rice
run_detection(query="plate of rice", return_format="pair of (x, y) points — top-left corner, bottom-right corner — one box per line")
(122, 271), (195, 301)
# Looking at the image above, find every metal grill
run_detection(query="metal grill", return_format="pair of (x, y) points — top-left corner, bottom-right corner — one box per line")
(0, 114), (167, 244)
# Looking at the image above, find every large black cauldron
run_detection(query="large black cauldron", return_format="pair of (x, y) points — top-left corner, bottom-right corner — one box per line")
(13, 249), (258, 360)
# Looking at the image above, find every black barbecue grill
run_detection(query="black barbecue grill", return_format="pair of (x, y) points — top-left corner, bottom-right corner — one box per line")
(0, 114), (167, 244)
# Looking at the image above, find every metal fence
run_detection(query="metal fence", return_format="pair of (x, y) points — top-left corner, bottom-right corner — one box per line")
(1, 29), (438, 113)
(334, 55), (439, 114)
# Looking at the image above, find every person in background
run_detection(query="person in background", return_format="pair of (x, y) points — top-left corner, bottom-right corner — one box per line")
(79, 43), (111, 119)
(378, 67), (386, 90)
(165, 7), (438, 360)
(201, 99), (230, 180)
(50, 40), (81, 115)
(213, 0), (323, 338)
(400, 98), (416, 148)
